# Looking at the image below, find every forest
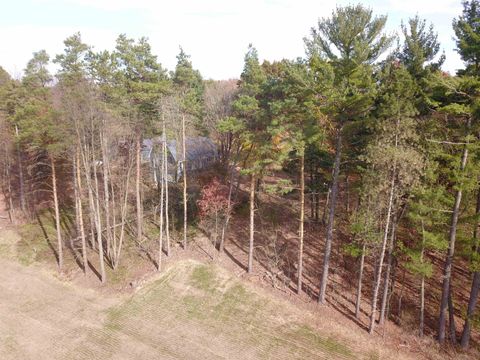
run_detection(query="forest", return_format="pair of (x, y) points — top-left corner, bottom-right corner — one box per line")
(1, 1), (480, 355)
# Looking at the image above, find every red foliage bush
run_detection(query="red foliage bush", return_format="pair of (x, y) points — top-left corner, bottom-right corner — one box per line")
(197, 178), (229, 219)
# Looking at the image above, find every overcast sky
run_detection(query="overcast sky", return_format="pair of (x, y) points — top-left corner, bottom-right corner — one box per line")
(0, 0), (464, 80)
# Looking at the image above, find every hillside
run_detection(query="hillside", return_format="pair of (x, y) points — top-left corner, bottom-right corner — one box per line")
(0, 256), (377, 358)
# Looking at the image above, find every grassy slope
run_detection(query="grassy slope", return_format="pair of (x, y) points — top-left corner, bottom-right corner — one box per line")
(0, 242), (383, 360)
(69, 260), (356, 359)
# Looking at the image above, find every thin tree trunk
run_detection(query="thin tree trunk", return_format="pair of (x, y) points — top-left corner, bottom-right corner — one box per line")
(75, 149), (87, 274)
(182, 114), (187, 250)
(322, 187), (330, 224)
(369, 115), (399, 334)
(355, 243), (366, 318)
(87, 179), (96, 251)
(460, 185), (480, 348)
(448, 285), (457, 344)
(163, 124), (170, 257)
(369, 175), (395, 334)
(438, 139), (469, 344)
(15, 125), (26, 213)
(461, 271), (480, 348)
(3, 144), (14, 223)
(101, 130), (112, 260)
(248, 173), (256, 274)
(136, 132), (143, 243)
(380, 214), (396, 325)
(114, 156), (132, 270)
(93, 160), (106, 283)
(297, 152), (305, 294)
(220, 159), (241, 253)
(315, 169), (319, 222)
(387, 260), (397, 321)
(419, 220), (425, 337)
(310, 164), (314, 219)
(51, 155), (63, 271)
(398, 267), (406, 323)
(319, 129), (342, 304)
(345, 175), (350, 214)
(214, 210), (218, 248)
(158, 134), (165, 271)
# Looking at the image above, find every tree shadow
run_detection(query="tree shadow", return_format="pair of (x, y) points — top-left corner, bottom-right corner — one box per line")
(224, 247), (247, 271)
(87, 259), (102, 281)
(35, 210), (58, 265)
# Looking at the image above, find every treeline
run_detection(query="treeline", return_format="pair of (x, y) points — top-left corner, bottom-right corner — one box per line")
(1, 1), (480, 350)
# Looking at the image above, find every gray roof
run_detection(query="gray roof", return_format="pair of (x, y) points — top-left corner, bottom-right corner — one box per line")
(142, 136), (217, 164)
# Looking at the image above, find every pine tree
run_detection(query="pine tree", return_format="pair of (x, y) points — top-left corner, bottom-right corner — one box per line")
(261, 59), (324, 293)
(16, 51), (70, 271)
(112, 35), (169, 244)
(358, 62), (424, 334)
(453, 0), (480, 76)
(172, 47), (204, 250)
(233, 45), (268, 273)
(305, 4), (392, 304)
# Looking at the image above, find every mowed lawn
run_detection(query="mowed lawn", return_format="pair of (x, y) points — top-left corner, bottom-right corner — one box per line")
(0, 254), (361, 360)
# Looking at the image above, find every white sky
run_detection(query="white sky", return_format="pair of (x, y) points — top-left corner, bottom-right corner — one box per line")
(0, 0), (464, 80)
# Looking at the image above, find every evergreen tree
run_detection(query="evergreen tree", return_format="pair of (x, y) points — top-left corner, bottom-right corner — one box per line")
(171, 47), (204, 250)
(16, 51), (69, 271)
(233, 45), (269, 273)
(360, 62), (424, 333)
(305, 4), (392, 304)
(260, 59), (324, 293)
(112, 35), (169, 244)
(453, 0), (480, 76)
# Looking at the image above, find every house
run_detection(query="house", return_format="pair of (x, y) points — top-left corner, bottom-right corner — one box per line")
(142, 136), (218, 184)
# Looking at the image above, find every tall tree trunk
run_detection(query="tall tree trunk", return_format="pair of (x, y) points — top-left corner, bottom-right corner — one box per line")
(297, 152), (305, 294)
(75, 149), (87, 274)
(220, 177), (234, 253)
(220, 157), (241, 253)
(51, 155), (63, 271)
(322, 187), (330, 225)
(369, 116), (400, 334)
(80, 131), (96, 253)
(310, 164), (314, 219)
(380, 214), (396, 325)
(15, 125), (26, 214)
(163, 124), (170, 257)
(114, 156), (132, 270)
(398, 267), (406, 323)
(419, 220), (425, 337)
(369, 175), (395, 334)
(248, 174), (256, 274)
(3, 144), (14, 223)
(355, 243), (366, 319)
(86, 171), (96, 251)
(158, 134), (165, 271)
(93, 160), (106, 283)
(214, 210), (219, 248)
(182, 114), (187, 250)
(319, 128), (342, 304)
(461, 271), (480, 348)
(448, 285), (457, 344)
(438, 140), (469, 344)
(135, 132), (143, 243)
(460, 185), (480, 348)
(345, 175), (350, 214)
(101, 130), (112, 260)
